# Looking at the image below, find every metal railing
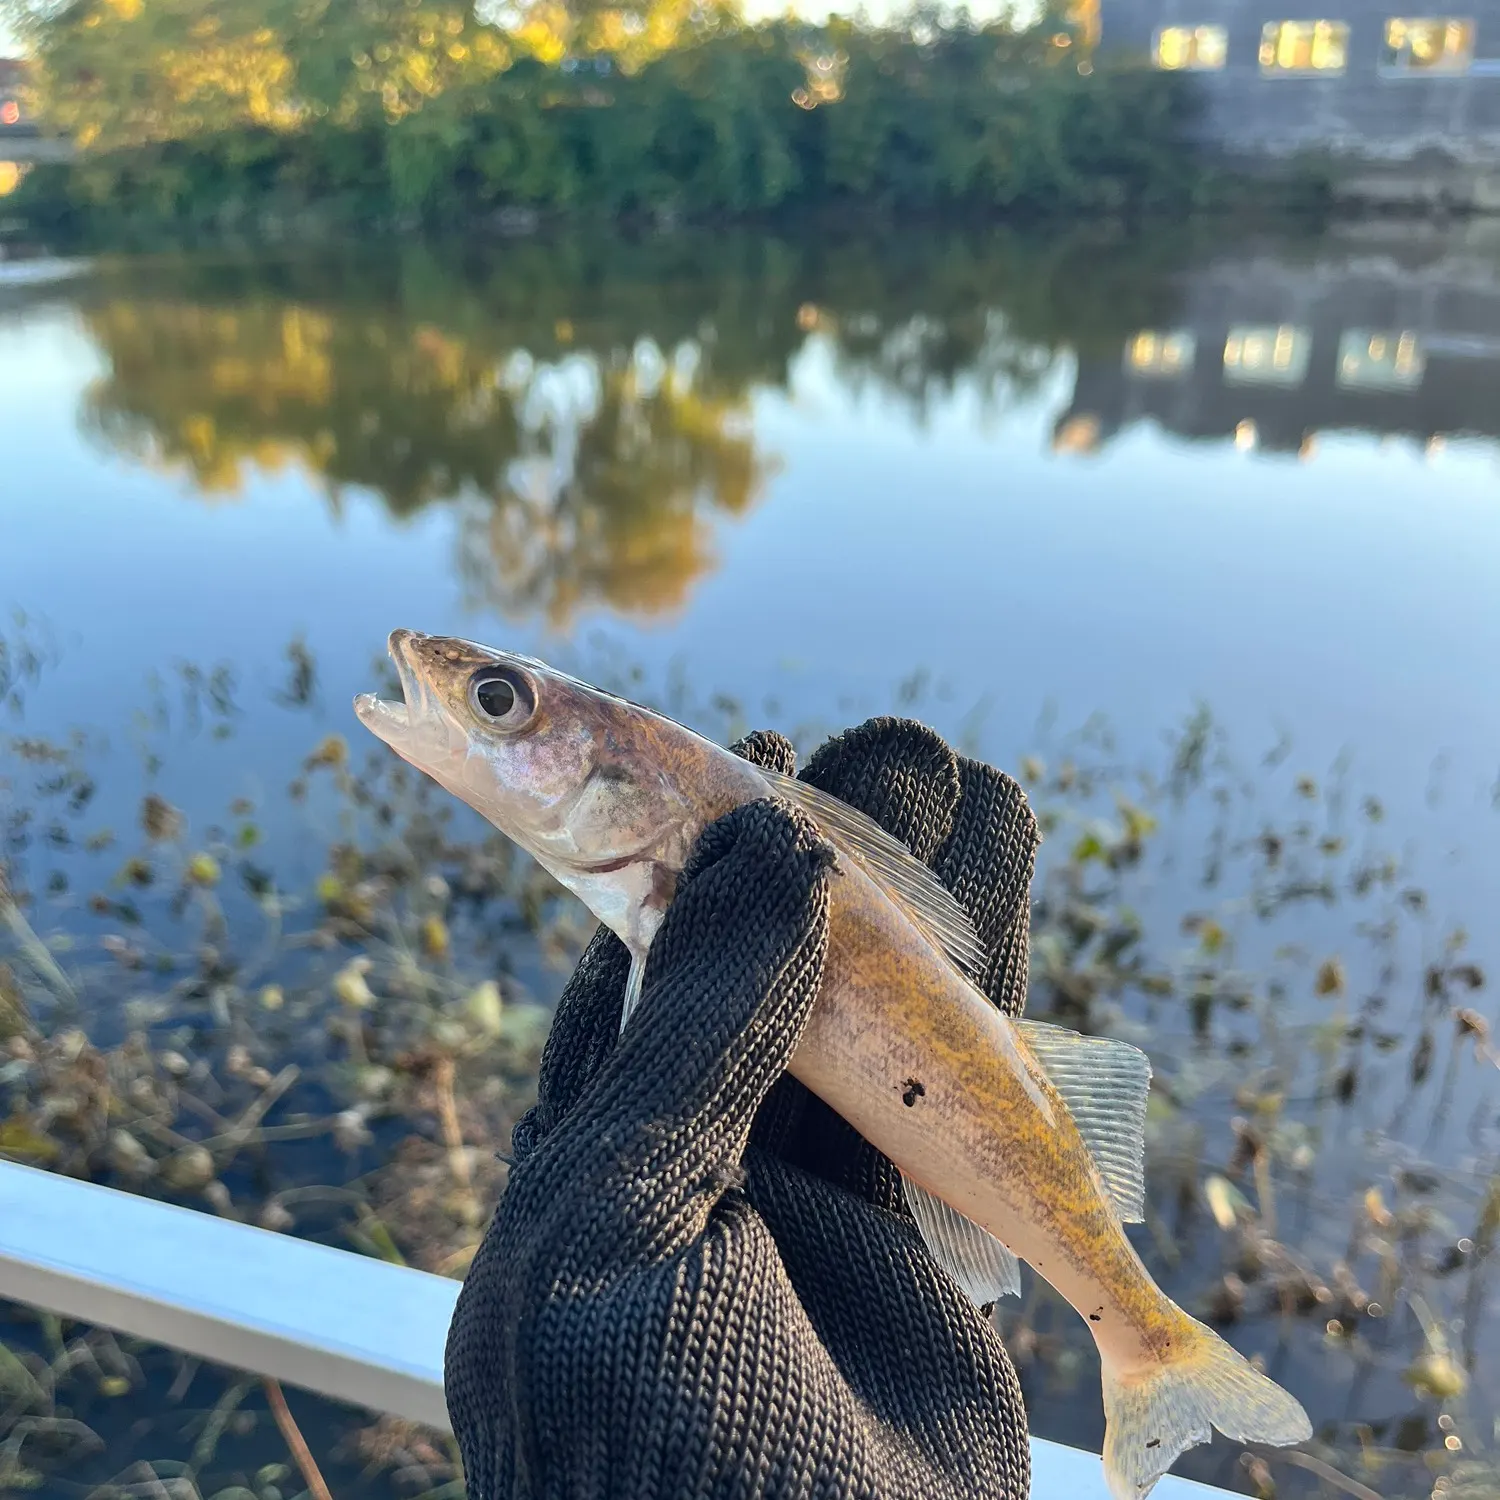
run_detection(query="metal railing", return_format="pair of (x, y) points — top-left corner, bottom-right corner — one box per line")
(0, 1158), (1226, 1499)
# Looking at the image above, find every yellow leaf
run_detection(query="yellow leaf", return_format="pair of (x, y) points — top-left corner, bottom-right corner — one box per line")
(334, 960), (375, 1009)
(1204, 1173), (1248, 1230)
(0, 1116), (60, 1164)
(467, 979), (504, 1037)
(1315, 957), (1345, 996)
(1404, 1351), (1466, 1400)
(421, 914), (450, 961)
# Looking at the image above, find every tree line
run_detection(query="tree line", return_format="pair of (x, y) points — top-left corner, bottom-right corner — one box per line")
(0, 0), (1260, 235)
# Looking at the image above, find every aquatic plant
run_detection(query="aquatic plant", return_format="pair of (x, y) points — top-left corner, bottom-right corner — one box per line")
(0, 630), (1495, 1500)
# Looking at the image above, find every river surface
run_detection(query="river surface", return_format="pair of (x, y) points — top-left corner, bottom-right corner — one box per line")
(1, 219), (1497, 1500)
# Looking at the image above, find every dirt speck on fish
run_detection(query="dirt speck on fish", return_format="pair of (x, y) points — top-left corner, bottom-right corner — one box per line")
(355, 629), (1312, 1500)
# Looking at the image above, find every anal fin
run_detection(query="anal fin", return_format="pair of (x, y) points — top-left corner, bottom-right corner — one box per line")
(903, 1174), (1021, 1305)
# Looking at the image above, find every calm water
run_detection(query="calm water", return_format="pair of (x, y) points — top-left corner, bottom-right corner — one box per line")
(4, 226), (1499, 835)
(2, 219), (1499, 1498)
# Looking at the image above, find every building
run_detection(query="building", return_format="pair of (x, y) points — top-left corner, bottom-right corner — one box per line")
(1051, 224), (1500, 457)
(1098, 0), (1500, 202)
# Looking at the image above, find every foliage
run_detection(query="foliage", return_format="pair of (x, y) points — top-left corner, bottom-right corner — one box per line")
(0, 0), (1224, 234)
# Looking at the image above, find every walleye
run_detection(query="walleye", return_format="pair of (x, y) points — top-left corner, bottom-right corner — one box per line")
(355, 629), (1311, 1500)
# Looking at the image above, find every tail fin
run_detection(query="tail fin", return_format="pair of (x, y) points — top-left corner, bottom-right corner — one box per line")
(1101, 1318), (1311, 1500)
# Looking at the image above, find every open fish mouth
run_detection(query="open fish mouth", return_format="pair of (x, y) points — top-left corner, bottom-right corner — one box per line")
(353, 628), (425, 740)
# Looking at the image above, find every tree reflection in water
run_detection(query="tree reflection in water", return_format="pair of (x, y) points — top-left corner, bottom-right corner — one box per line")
(72, 227), (1189, 622)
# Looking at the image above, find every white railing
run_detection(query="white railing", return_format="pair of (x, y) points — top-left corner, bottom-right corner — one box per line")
(0, 1158), (1228, 1499)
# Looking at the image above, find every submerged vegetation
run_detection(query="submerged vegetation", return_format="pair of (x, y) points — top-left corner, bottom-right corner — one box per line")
(0, 0), (1269, 237)
(0, 616), (1496, 1500)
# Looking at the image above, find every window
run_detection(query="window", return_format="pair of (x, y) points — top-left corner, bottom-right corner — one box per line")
(1337, 330), (1425, 390)
(0, 99), (20, 127)
(1259, 19), (1349, 71)
(1382, 17), (1474, 70)
(1154, 25), (1228, 68)
(1125, 330), (1197, 376)
(0, 162), (25, 197)
(1223, 325), (1311, 386)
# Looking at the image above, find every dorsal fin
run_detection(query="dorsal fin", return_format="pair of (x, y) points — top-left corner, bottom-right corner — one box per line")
(761, 768), (987, 981)
(1018, 1019), (1151, 1223)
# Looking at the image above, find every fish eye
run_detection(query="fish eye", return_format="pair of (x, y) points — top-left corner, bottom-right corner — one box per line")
(468, 667), (536, 730)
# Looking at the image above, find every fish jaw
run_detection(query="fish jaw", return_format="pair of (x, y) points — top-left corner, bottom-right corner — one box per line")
(354, 629), (467, 773)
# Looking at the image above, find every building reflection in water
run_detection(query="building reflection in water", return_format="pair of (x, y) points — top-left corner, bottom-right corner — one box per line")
(1055, 226), (1500, 459)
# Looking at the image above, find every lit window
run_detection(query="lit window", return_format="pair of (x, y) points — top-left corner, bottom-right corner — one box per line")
(1125, 330), (1197, 376)
(0, 162), (24, 197)
(0, 100), (20, 126)
(1259, 20), (1349, 71)
(1223, 325), (1311, 386)
(1382, 17), (1474, 70)
(1336, 330), (1425, 389)
(1155, 25), (1229, 68)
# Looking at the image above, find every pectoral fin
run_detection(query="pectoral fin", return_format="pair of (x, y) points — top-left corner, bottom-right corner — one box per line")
(1018, 1019), (1151, 1223)
(903, 1174), (1022, 1304)
(619, 947), (647, 1034)
(763, 769), (987, 981)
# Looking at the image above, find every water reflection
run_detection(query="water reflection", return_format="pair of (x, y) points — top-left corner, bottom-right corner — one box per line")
(61, 222), (1500, 632)
(68, 231), (1188, 620)
(78, 274), (765, 623)
(1060, 222), (1500, 456)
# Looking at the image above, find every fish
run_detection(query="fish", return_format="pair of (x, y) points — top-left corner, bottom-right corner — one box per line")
(354, 629), (1311, 1500)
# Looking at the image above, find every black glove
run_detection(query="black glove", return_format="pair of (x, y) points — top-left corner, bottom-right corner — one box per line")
(445, 718), (1041, 1499)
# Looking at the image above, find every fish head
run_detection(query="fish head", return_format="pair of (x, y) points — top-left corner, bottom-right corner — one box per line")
(353, 629), (730, 881)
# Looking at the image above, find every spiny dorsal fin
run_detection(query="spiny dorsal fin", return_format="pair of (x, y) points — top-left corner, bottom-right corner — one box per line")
(1018, 1019), (1151, 1223)
(762, 768), (987, 981)
(903, 1174), (1022, 1304)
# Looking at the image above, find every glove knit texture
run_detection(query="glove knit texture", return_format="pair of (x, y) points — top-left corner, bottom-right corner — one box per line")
(446, 720), (1039, 1500)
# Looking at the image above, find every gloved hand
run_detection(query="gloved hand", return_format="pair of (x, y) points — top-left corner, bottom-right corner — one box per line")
(445, 718), (1041, 1499)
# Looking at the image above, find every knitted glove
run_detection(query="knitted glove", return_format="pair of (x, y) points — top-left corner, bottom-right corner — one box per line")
(445, 718), (1041, 1499)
